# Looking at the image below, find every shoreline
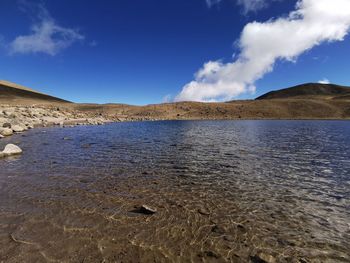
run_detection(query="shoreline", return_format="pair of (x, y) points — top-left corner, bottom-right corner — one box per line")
(1, 103), (350, 140)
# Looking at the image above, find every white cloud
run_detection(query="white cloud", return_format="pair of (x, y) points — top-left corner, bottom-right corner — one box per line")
(237, 0), (269, 13)
(318, 78), (331, 84)
(206, 0), (279, 13)
(177, 0), (350, 102)
(9, 3), (84, 56)
(205, 0), (223, 8)
(162, 94), (173, 103)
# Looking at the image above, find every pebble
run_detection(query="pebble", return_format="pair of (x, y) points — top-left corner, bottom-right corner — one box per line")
(198, 208), (211, 216)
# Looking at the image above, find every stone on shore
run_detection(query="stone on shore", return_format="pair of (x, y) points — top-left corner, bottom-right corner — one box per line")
(0, 128), (14, 136)
(0, 144), (23, 157)
(11, 124), (26, 133)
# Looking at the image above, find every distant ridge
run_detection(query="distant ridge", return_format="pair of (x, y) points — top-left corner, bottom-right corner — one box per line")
(256, 83), (350, 100)
(0, 80), (71, 104)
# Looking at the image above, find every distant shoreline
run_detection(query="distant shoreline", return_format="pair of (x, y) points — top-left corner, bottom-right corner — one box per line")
(1, 81), (350, 125)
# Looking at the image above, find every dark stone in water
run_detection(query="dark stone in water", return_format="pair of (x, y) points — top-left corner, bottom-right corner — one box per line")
(237, 223), (247, 232)
(211, 225), (226, 234)
(198, 251), (220, 259)
(250, 253), (276, 263)
(198, 208), (210, 216)
(223, 235), (234, 242)
(131, 205), (157, 215)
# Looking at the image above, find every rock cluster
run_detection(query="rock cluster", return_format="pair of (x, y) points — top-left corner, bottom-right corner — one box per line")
(0, 105), (111, 139)
(0, 105), (112, 158)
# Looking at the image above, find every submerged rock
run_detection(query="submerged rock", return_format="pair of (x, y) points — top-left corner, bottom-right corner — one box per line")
(0, 144), (23, 157)
(131, 205), (157, 215)
(250, 253), (276, 263)
(198, 208), (211, 216)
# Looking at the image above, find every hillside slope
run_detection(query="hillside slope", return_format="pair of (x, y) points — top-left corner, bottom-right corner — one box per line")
(256, 83), (350, 100)
(0, 80), (71, 104)
(1, 80), (349, 120)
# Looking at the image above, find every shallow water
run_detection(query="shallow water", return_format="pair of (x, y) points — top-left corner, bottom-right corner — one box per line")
(0, 120), (349, 262)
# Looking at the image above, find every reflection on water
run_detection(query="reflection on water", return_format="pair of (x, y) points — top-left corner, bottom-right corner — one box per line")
(0, 120), (349, 262)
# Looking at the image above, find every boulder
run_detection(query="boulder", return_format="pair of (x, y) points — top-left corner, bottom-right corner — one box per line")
(1, 144), (22, 157)
(0, 128), (13, 136)
(11, 125), (26, 132)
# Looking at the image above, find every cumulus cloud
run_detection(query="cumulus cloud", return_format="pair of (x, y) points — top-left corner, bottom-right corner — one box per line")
(177, 0), (350, 102)
(318, 78), (331, 84)
(9, 2), (84, 56)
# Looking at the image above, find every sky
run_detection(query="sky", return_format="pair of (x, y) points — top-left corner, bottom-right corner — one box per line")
(0, 0), (350, 105)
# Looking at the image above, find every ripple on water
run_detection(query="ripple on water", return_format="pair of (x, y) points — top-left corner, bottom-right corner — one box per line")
(0, 120), (350, 262)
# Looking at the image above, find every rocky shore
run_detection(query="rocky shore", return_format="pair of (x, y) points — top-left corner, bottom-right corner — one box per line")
(0, 105), (112, 157)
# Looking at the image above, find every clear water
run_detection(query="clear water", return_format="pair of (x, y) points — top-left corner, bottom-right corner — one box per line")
(0, 121), (349, 262)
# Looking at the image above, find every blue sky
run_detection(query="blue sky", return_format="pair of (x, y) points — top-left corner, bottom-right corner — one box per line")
(0, 0), (350, 104)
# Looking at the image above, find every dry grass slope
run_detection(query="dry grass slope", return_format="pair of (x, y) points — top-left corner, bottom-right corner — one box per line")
(0, 80), (349, 120)
(0, 80), (71, 104)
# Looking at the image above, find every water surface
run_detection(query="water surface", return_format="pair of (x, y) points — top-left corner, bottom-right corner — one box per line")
(0, 121), (349, 262)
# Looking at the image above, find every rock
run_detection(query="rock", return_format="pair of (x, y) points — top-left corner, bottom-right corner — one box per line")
(211, 225), (226, 234)
(0, 134), (4, 138)
(198, 208), (211, 216)
(132, 205), (157, 215)
(3, 123), (11, 128)
(197, 251), (220, 259)
(1, 144), (22, 156)
(0, 128), (13, 136)
(140, 205), (157, 214)
(11, 125), (26, 132)
(250, 253), (276, 263)
(26, 123), (34, 129)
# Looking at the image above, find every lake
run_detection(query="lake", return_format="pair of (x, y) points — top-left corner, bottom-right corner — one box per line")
(0, 120), (349, 262)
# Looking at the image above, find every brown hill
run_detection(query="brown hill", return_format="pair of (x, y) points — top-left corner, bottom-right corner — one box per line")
(0, 80), (71, 104)
(0, 80), (349, 120)
(256, 83), (350, 100)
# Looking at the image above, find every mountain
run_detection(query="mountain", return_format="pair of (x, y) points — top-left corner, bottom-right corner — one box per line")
(0, 80), (71, 104)
(256, 83), (350, 100)
(0, 80), (349, 119)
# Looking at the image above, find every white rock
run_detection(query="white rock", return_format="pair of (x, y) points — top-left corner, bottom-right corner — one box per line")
(0, 128), (13, 136)
(11, 125), (26, 132)
(2, 144), (22, 156)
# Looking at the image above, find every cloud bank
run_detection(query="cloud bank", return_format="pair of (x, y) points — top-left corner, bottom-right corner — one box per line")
(177, 0), (350, 102)
(9, 2), (84, 56)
